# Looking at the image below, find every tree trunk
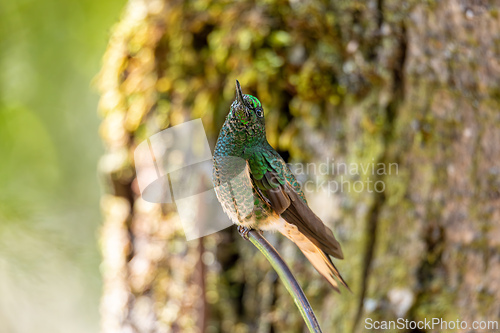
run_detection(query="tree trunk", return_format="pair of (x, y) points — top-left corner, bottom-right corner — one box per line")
(98, 1), (500, 332)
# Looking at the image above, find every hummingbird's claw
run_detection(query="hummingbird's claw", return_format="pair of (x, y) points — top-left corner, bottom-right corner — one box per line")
(237, 225), (252, 240)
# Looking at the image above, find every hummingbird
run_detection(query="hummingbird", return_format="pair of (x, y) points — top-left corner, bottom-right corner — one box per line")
(212, 80), (349, 292)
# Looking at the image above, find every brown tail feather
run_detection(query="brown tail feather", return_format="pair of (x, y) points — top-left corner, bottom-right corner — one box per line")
(280, 222), (350, 292)
(280, 183), (344, 259)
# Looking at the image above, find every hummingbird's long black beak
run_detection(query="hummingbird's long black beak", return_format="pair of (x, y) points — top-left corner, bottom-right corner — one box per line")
(235, 80), (245, 106)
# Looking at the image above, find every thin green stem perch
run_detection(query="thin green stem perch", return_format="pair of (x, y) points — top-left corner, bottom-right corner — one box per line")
(246, 229), (323, 333)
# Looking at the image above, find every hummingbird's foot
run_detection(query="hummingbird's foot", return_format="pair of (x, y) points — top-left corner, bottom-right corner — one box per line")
(237, 225), (252, 240)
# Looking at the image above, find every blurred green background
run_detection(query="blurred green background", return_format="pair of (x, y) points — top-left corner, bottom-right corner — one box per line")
(0, 0), (125, 332)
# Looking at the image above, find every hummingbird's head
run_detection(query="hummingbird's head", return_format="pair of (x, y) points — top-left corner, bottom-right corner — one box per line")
(228, 80), (266, 141)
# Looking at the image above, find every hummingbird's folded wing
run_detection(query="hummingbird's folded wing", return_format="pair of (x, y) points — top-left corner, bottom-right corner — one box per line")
(258, 170), (344, 259)
(250, 165), (349, 291)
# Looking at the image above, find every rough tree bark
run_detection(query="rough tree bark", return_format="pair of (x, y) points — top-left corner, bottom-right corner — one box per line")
(98, 1), (500, 332)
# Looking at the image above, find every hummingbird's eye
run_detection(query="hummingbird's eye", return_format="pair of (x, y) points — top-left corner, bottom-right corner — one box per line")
(256, 109), (264, 118)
